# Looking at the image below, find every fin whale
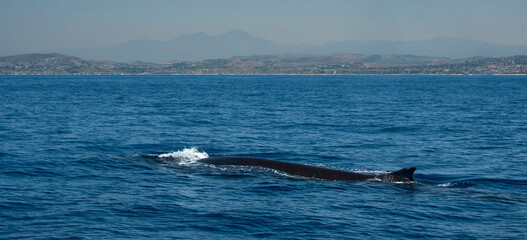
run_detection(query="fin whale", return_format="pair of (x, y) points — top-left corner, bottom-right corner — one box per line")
(199, 157), (416, 182)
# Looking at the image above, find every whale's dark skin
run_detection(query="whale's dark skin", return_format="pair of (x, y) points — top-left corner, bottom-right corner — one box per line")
(199, 157), (416, 182)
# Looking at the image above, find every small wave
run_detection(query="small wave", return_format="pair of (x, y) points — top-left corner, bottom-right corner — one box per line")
(436, 178), (527, 188)
(157, 148), (209, 166)
(437, 181), (476, 188)
(380, 126), (418, 133)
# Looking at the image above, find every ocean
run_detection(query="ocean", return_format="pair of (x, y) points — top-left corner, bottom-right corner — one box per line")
(1, 75), (526, 239)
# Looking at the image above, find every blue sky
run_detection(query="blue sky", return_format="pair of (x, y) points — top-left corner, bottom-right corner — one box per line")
(1, 0), (526, 55)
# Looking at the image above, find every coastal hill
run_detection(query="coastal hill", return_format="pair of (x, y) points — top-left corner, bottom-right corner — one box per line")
(1, 53), (526, 75)
(58, 30), (527, 63)
(0, 53), (159, 75)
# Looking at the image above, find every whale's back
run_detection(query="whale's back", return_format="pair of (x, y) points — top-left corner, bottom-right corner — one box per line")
(199, 157), (415, 182)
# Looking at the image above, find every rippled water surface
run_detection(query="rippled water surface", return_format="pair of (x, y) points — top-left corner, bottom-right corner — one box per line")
(1, 75), (526, 239)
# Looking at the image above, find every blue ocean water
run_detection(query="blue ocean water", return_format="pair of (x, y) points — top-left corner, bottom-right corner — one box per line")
(1, 75), (526, 239)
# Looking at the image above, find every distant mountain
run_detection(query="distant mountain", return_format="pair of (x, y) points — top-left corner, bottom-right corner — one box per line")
(58, 30), (527, 63)
(62, 30), (306, 62)
(312, 37), (527, 59)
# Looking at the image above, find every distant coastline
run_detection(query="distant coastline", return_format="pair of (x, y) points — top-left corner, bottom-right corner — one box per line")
(1, 53), (526, 75)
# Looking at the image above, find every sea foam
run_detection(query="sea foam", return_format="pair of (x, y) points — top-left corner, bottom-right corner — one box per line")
(158, 147), (209, 166)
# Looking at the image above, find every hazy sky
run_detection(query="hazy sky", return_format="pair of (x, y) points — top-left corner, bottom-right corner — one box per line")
(1, 0), (526, 55)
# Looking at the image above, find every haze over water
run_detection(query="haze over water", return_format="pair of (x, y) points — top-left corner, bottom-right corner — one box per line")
(2, 0), (527, 56)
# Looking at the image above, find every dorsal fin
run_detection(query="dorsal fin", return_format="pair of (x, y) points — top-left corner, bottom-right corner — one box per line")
(376, 167), (416, 182)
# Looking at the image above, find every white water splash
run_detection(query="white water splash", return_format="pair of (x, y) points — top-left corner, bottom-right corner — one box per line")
(158, 147), (209, 166)
(438, 182), (452, 187)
